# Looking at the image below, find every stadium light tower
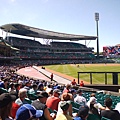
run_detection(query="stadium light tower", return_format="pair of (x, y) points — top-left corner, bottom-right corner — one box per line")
(95, 13), (99, 59)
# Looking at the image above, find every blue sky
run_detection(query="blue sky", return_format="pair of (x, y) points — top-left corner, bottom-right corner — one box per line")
(0, 0), (120, 52)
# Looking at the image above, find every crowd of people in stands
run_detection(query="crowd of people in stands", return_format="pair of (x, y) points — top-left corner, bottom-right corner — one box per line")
(0, 65), (120, 120)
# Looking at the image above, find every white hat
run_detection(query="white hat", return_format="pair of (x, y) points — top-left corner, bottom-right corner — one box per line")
(89, 97), (97, 104)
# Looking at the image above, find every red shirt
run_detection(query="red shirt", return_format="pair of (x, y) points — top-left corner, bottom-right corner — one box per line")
(46, 96), (60, 111)
(71, 81), (77, 85)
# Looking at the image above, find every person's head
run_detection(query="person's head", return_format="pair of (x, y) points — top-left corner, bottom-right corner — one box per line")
(89, 97), (97, 105)
(16, 104), (43, 120)
(77, 89), (83, 95)
(3, 78), (9, 88)
(90, 93), (96, 97)
(37, 91), (49, 104)
(78, 105), (89, 120)
(38, 83), (44, 91)
(18, 88), (27, 100)
(15, 83), (20, 90)
(53, 89), (61, 97)
(60, 101), (70, 113)
(66, 84), (71, 90)
(0, 93), (16, 120)
(9, 83), (15, 89)
(73, 79), (75, 82)
(70, 89), (76, 95)
(61, 92), (73, 101)
(32, 84), (37, 90)
(25, 81), (31, 87)
(104, 97), (112, 108)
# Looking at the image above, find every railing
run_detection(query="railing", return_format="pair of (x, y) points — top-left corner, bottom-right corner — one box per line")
(78, 72), (120, 85)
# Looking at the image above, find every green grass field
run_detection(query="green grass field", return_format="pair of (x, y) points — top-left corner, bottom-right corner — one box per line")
(45, 64), (120, 84)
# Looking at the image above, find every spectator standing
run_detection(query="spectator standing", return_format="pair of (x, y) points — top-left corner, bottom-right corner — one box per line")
(51, 73), (53, 81)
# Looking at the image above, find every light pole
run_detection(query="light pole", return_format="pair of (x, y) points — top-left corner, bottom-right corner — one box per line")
(95, 13), (99, 59)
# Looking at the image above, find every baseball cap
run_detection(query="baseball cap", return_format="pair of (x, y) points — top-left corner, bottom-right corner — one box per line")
(16, 104), (43, 120)
(60, 101), (70, 111)
(71, 89), (76, 93)
(0, 93), (16, 108)
(53, 89), (61, 94)
(78, 105), (89, 118)
(77, 89), (82, 94)
(37, 91), (49, 98)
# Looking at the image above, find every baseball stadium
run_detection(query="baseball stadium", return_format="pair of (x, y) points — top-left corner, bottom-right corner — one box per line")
(0, 23), (120, 120)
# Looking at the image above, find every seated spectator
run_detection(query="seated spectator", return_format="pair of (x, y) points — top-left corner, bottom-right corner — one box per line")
(115, 102), (120, 113)
(14, 83), (21, 98)
(56, 101), (73, 120)
(23, 81), (31, 90)
(0, 93), (16, 120)
(101, 97), (120, 120)
(38, 83), (44, 91)
(32, 91), (55, 120)
(46, 84), (53, 96)
(71, 79), (77, 86)
(70, 89), (77, 98)
(74, 89), (86, 105)
(8, 83), (15, 92)
(11, 102), (20, 119)
(74, 105), (89, 120)
(63, 84), (71, 93)
(15, 88), (28, 106)
(46, 89), (61, 111)
(15, 104), (43, 120)
(29, 84), (38, 94)
(87, 96), (105, 113)
(86, 97), (100, 118)
(80, 81), (84, 87)
(57, 92), (73, 117)
(0, 77), (9, 89)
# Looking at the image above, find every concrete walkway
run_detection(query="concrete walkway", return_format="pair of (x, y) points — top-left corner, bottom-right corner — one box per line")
(33, 66), (71, 85)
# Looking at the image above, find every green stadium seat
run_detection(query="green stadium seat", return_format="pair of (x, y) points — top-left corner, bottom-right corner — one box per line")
(87, 114), (100, 120)
(0, 88), (8, 94)
(24, 98), (32, 104)
(101, 117), (111, 120)
(27, 92), (38, 100)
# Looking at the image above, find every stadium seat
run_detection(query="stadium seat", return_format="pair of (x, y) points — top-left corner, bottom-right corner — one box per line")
(27, 92), (38, 100)
(0, 88), (8, 94)
(87, 114), (100, 120)
(101, 117), (111, 120)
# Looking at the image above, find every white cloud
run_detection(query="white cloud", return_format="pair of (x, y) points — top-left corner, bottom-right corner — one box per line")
(10, 0), (16, 2)
(41, 0), (49, 3)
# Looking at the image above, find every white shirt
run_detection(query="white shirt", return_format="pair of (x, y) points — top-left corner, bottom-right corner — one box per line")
(74, 94), (86, 105)
(115, 103), (120, 113)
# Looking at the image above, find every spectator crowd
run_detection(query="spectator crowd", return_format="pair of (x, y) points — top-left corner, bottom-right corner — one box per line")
(0, 65), (120, 120)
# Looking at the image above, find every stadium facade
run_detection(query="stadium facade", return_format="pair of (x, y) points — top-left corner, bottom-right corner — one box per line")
(0, 23), (106, 65)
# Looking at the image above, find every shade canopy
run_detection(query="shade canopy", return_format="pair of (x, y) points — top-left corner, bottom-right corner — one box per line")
(0, 23), (97, 41)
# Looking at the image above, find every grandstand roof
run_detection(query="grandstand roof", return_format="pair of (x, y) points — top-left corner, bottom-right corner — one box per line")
(0, 23), (97, 41)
